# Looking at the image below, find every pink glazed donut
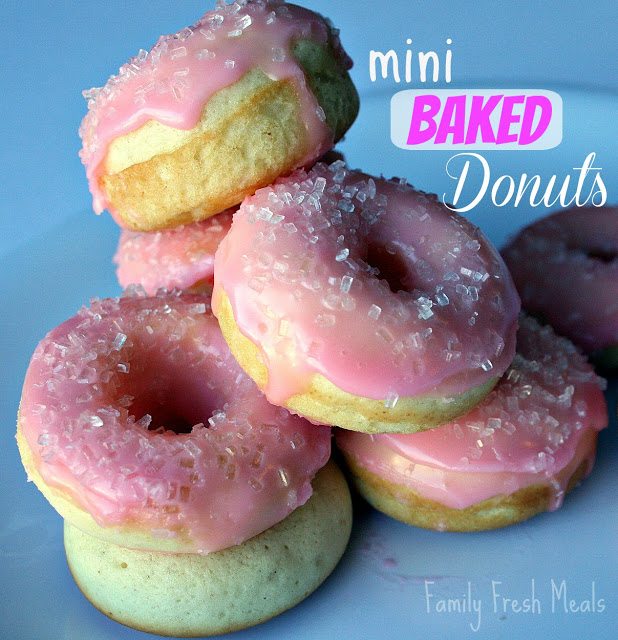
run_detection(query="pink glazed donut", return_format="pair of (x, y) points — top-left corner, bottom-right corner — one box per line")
(17, 290), (353, 635)
(337, 316), (608, 531)
(213, 161), (521, 434)
(502, 206), (618, 365)
(17, 289), (332, 554)
(79, 0), (359, 231)
(114, 209), (233, 294)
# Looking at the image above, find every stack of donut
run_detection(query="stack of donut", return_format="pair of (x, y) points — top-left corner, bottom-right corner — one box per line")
(17, 0), (609, 637)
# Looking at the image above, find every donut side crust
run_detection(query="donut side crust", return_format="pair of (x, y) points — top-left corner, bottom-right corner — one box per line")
(215, 291), (498, 434)
(100, 37), (359, 231)
(64, 461), (352, 637)
(340, 445), (594, 532)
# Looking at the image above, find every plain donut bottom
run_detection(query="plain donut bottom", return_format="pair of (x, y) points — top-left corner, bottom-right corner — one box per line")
(215, 290), (500, 434)
(339, 434), (597, 532)
(64, 461), (352, 637)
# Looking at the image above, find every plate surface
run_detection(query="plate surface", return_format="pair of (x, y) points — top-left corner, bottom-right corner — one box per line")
(1, 88), (616, 640)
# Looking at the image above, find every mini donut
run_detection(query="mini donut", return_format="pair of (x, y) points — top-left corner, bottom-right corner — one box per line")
(502, 206), (618, 366)
(17, 290), (351, 636)
(64, 461), (349, 637)
(114, 209), (233, 294)
(213, 161), (521, 434)
(336, 316), (608, 531)
(79, 0), (359, 231)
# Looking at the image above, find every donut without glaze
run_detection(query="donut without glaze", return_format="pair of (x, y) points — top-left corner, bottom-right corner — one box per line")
(17, 290), (331, 554)
(114, 209), (233, 294)
(64, 462), (352, 637)
(79, 0), (359, 230)
(213, 162), (520, 434)
(502, 206), (618, 359)
(337, 316), (608, 531)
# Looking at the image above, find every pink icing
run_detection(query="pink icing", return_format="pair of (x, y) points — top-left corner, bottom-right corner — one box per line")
(19, 290), (331, 554)
(502, 206), (618, 354)
(79, 0), (348, 221)
(114, 209), (233, 294)
(212, 161), (520, 404)
(337, 316), (608, 510)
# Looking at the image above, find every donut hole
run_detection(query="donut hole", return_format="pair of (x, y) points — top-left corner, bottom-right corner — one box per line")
(133, 401), (194, 435)
(565, 241), (617, 264)
(366, 241), (413, 294)
(115, 354), (232, 435)
(585, 247), (617, 263)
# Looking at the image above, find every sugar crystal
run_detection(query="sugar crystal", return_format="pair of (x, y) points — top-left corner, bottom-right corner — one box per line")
(316, 313), (335, 328)
(278, 468), (289, 487)
(195, 49), (216, 60)
(340, 275), (354, 293)
(135, 414), (152, 429)
(384, 392), (399, 409)
(377, 326), (394, 343)
(170, 47), (187, 59)
(235, 14), (252, 29)
(271, 47), (285, 62)
(37, 433), (58, 446)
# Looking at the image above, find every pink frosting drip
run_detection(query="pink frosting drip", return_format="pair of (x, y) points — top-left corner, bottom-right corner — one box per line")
(213, 161), (520, 404)
(337, 316), (608, 510)
(503, 206), (618, 354)
(19, 290), (331, 554)
(79, 0), (348, 220)
(114, 209), (233, 294)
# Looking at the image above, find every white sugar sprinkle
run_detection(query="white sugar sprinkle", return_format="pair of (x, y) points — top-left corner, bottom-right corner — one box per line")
(188, 303), (207, 314)
(316, 313), (335, 328)
(480, 358), (493, 371)
(170, 47), (187, 59)
(435, 292), (450, 306)
(384, 392), (399, 409)
(236, 14), (252, 29)
(271, 47), (285, 62)
(340, 275), (354, 293)
(199, 28), (216, 40)
(368, 304), (382, 320)
(112, 333), (127, 350)
(195, 49), (215, 60)
(278, 468), (289, 487)
(135, 414), (152, 429)
(313, 177), (327, 193)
